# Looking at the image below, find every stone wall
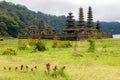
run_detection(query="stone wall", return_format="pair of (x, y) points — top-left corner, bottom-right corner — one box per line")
(18, 32), (113, 39)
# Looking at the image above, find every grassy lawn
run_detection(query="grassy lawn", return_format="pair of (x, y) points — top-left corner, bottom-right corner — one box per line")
(0, 38), (120, 80)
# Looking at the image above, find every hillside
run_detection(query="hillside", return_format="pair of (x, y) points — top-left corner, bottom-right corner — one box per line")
(0, 1), (120, 37)
(100, 22), (120, 34)
(0, 1), (66, 37)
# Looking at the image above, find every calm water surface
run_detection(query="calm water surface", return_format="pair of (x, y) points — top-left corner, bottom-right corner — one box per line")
(113, 34), (120, 38)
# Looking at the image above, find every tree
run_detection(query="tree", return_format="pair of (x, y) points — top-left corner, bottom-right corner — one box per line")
(96, 21), (101, 32)
(0, 22), (8, 36)
(0, 15), (19, 37)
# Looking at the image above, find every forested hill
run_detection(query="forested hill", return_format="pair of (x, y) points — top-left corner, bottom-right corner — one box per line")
(0, 1), (66, 37)
(0, 1), (120, 37)
(100, 22), (120, 34)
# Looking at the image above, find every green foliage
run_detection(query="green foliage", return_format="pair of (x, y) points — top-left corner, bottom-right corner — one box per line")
(0, 22), (8, 36)
(52, 36), (72, 48)
(28, 39), (36, 46)
(0, 36), (4, 41)
(2, 47), (16, 55)
(0, 39), (120, 80)
(50, 68), (67, 77)
(64, 41), (72, 48)
(18, 39), (46, 51)
(52, 40), (64, 48)
(102, 45), (107, 52)
(89, 30), (102, 39)
(0, 1), (66, 36)
(87, 39), (95, 52)
(18, 40), (30, 50)
(45, 63), (67, 78)
(52, 40), (72, 48)
(35, 40), (46, 51)
(0, 14), (19, 37)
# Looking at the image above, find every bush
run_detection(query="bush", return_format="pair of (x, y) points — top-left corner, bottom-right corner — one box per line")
(52, 36), (62, 48)
(87, 39), (95, 52)
(52, 40), (64, 48)
(52, 41), (72, 48)
(102, 45), (107, 52)
(0, 38), (4, 41)
(35, 41), (46, 51)
(51, 68), (67, 77)
(0, 36), (4, 41)
(28, 39), (36, 46)
(2, 47), (16, 55)
(18, 42), (30, 50)
(18, 40), (30, 50)
(52, 36), (72, 48)
(45, 63), (68, 78)
(64, 41), (72, 48)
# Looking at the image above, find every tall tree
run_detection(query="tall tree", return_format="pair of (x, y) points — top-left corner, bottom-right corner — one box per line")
(0, 22), (8, 36)
(96, 21), (101, 32)
(0, 15), (19, 37)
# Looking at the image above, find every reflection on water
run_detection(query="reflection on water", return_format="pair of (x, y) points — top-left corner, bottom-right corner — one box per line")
(113, 34), (120, 38)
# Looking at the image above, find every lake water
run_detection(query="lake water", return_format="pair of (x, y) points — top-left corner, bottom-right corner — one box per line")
(113, 34), (120, 38)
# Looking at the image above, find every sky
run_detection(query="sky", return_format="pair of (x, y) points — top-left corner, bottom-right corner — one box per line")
(3, 0), (120, 22)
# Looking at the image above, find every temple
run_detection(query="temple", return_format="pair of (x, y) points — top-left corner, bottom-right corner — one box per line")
(18, 7), (113, 39)
(63, 12), (76, 34)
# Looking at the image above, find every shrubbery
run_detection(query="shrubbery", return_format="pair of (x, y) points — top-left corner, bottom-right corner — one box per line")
(87, 39), (95, 52)
(34, 40), (46, 51)
(46, 63), (67, 77)
(28, 39), (36, 46)
(18, 40), (30, 50)
(52, 36), (72, 48)
(64, 41), (72, 48)
(0, 36), (4, 41)
(2, 47), (16, 55)
(18, 39), (47, 51)
(52, 40), (72, 48)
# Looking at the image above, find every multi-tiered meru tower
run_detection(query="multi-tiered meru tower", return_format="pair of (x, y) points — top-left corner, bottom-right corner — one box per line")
(64, 6), (95, 34)
(87, 6), (93, 28)
(63, 12), (76, 34)
(78, 7), (85, 28)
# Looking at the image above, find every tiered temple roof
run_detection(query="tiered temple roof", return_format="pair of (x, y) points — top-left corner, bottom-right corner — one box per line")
(78, 8), (85, 28)
(87, 6), (93, 28)
(63, 12), (76, 33)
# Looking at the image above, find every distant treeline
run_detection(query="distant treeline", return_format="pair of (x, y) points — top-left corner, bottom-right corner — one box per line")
(100, 22), (120, 34)
(0, 1), (120, 37)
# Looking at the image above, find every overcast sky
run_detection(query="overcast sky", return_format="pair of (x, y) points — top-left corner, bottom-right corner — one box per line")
(3, 0), (120, 22)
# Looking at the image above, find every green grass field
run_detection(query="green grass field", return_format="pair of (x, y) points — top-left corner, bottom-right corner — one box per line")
(0, 39), (120, 80)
